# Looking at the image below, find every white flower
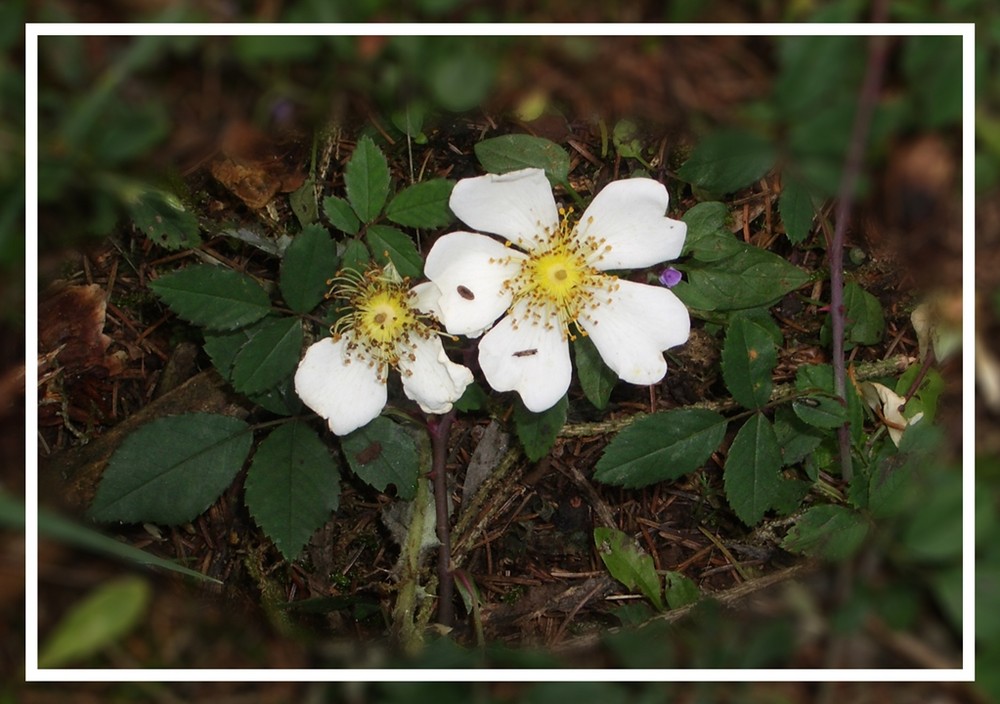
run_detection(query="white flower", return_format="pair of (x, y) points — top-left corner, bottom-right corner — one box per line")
(424, 167), (690, 412)
(294, 265), (473, 435)
(860, 381), (924, 447)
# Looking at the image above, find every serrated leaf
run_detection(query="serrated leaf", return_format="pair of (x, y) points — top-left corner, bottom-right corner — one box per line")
(474, 134), (571, 185)
(128, 188), (201, 251)
(792, 363), (863, 436)
(573, 334), (617, 410)
(677, 130), (776, 195)
(595, 527), (664, 611)
(594, 409), (727, 489)
(345, 135), (390, 223)
(150, 264), (271, 331)
(773, 406), (824, 467)
(38, 576), (151, 668)
(385, 179), (456, 228)
(248, 375), (303, 417)
(341, 416), (419, 500)
(279, 224), (338, 313)
(672, 245), (810, 312)
(781, 504), (869, 561)
(513, 394), (568, 462)
(340, 238), (371, 274)
(779, 176), (817, 244)
(323, 195), (361, 235)
(723, 413), (783, 526)
(366, 224), (423, 279)
(721, 315), (777, 409)
(681, 201), (743, 262)
(231, 316), (303, 395)
(88, 413), (252, 525)
(245, 421), (341, 561)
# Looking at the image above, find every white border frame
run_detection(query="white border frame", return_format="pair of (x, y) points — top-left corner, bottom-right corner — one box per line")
(25, 22), (976, 683)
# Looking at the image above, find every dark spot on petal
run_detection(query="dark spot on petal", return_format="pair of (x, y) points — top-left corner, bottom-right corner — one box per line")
(457, 285), (475, 300)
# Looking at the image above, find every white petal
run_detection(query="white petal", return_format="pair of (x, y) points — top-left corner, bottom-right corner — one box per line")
(478, 299), (571, 412)
(424, 231), (525, 337)
(397, 333), (474, 414)
(408, 281), (444, 320)
(579, 279), (690, 385)
(576, 178), (686, 271)
(449, 168), (559, 251)
(294, 336), (387, 435)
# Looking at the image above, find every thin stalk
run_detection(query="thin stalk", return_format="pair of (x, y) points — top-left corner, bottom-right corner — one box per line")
(428, 409), (456, 627)
(828, 15), (891, 482)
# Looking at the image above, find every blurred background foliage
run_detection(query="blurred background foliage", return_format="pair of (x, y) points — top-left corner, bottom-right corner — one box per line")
(3, 0), (997, 700)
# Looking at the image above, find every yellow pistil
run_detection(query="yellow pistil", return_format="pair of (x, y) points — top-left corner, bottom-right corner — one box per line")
(327, 265), (433, 381)
(502, 207), (619, 339)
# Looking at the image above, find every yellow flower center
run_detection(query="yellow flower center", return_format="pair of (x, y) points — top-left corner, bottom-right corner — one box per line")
(500, 207), (619, 339)
(327, 266), (433, 381)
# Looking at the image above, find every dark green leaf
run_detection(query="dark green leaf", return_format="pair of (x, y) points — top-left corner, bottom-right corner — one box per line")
(231, 317), (303, 395)
(672, 245), (810, 312)
(776, 36), (864, 117)
(593, 409), (728, 488)
(345, 135), (390, 223)
(128, 188), (200, 251)
(903, 35), (963, 128)
(843, 281), (885, 347)
(900, 471), (962, 563)
(341, 416), (419, 500)
(677, 130), (776, 195)
(322, 195), (361, 235)
(248, 376), (303, 417)
(514, 395), (568, 462)
(792, 363), (863, 437)
(88, 413), (252, 524)
(773, 406), (824, 467)
(385, 179), (456, 228)
(340, 238), (371, 274)
(280, 224), (338, 313)
(792, 395), (847, 429)
(781, 504), (869, 561)
(454, 382), (489, 412)
(428, 48), (494, 113)
(150, 264), (271, 330)
(38, 576), (151, 668)
(723, 413), (783, 526)
(595, 527), (664, 611)
(721, 315), (777, 409)
(245, 421), (341, 561)
(289, 177), (318, 227)
(779, 175), (817, 244)
(680, 201), (743, 262)
(573, 334), (617, 410)
(474, 134), (571, 185)
(366, 224), (423, 278)
(612, 119), (644, 160)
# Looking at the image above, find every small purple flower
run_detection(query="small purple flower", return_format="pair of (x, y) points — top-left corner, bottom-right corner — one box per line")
(658, 267), (682, 288)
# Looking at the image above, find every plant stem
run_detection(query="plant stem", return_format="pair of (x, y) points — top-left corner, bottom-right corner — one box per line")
(428, 409), (456, 627)
(828, 15), (890, 482)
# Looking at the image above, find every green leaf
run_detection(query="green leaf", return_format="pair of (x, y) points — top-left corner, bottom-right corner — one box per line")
(150, 264), (271, 331)
(322, 195), (361, 235)
(38, 576), (151, 668)
(341, 416), (419, 500)
(721, 315), (777, 409)
(289, 177), (318, 227)
(385, 179), (456, 228)
(454, 382), (489, 413)
(513, 395), (568, 462)
(474, 134), (571, 185)
(772, 406), (824, 467)
(680, 201), (743, 262)
(612, 119), (644, 160)
(230, 317), (303, 395)
(903, 35), (963, 128)
(127, 188), (201, 251)
(88, 413), (252, 525)
(593, 409), (728, 489)
(594, 527), (664, 611)
(676, 130), (776, 195)
(366, 224), (423, 278)
(280, 224), (338, 313)
(428, 47), (494, 113)
(791, 363), (862, 437)
(573, 334), (617, 410)
(245, 421), (341, 561)
(792, 394), (848, 429)
(779, 175), (817, 244)
(340, 238), (371, 274)
(781, 504), (869, 561)
(900, 471), (962, 563)
(723, 413), (783, 526)
(663, 571), (700, 609)
(345, 135), (390, 223)
(671, 244), (810, 312)
(843, 281), (885, 347)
